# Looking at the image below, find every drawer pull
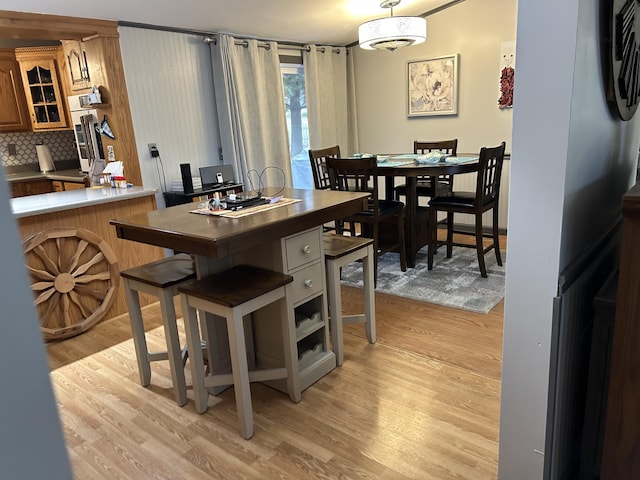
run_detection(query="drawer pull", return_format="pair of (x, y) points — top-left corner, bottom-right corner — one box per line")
(302, 244), (312, 254)
(304, 279), (313, 288)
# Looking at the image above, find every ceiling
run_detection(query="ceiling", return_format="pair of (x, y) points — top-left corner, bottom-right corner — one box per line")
(1, 0), (456, 46)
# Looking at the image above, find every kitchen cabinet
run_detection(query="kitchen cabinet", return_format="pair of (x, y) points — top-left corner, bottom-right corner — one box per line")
(11, 179), (54, 198)
(61, 40), (91, 91)
(15, 46), (69, 130)
(0, 49), (30, 132)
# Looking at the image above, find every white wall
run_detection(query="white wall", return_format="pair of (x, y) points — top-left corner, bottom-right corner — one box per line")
(500, 0), (640, 478)
(352, 0), (517, 155)
(0, 172), (73, 478)
(118, 27), (221, 207)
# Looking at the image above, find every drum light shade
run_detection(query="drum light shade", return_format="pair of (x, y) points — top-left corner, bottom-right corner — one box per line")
(359, 16), (427, 51)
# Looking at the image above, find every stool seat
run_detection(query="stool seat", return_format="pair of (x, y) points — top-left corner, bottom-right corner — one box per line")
(121, 253), (196, 287)
(324, 234), (374, 260)
(178, 265), (292, 307)
(179, 265), (298, 439)
(323, 234), (376, 366)
(121, 253), (196, 406)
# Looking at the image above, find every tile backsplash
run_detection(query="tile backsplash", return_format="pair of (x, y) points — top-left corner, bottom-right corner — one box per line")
(0, 131), (78, 167)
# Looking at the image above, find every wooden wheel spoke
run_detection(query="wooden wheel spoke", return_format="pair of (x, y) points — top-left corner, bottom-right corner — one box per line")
(72, 252), (105, 277)
(26, 265), (56, 281)
(74, 284), (106, 301)
(68, 290), (92, 318)
(34, 244), (60, 275)
(75, 271), (111, 284)
(40, 291), (60, 328)
(34, 287), (56, 306)
(65, 240), (89, 273)
(31, 281), (54, 292)
(61, 294), (71, 326)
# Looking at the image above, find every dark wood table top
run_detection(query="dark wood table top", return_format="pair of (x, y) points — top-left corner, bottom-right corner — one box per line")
(375, 155), (479, 176)
(110, 187), (368, 258)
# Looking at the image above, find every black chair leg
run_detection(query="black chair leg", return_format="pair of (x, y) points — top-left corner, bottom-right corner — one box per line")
(493, 205), (503, 266)
(446, 212), (454, 258)
(475, 214), (487, 278)
(428, 207), (437, 270)
(397, 211), (407, 272)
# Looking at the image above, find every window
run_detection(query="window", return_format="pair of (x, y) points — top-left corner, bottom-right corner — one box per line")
(281, 60), (311, 188)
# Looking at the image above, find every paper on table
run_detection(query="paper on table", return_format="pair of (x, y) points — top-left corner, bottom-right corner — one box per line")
(102, 161), (124, 176)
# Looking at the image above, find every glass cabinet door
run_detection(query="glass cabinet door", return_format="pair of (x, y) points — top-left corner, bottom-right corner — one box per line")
(17, 57), (67, 130)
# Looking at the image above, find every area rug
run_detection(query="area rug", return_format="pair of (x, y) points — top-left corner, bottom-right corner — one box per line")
(339, 247), (506, 314)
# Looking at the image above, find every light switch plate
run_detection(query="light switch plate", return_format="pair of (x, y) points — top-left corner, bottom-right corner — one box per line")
(107, 145), (115, 161)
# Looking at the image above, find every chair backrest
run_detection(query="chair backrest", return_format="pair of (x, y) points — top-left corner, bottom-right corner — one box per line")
(326, 156), (379, 214)
(475, 142), (506, 204)
(309, 145), (341, 190)
(413, 139), (458, 155)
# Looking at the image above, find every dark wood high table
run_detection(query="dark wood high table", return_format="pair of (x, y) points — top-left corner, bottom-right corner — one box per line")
(376, 157), (479, 267)
(110, 187), (368, 400)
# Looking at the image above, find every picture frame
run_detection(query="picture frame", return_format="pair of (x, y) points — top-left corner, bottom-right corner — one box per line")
(407, 53), (459, 117)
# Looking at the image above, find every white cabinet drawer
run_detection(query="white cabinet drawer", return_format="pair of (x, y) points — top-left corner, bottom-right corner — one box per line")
(285, 229), (321, 271)
(290, 262), (323, 304)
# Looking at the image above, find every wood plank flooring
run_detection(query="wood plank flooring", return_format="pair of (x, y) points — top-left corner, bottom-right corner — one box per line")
(47, 247), (504, 479)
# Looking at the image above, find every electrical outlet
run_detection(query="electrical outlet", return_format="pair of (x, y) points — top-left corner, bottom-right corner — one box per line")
(107, 145), (115, 161)
(8, 144), (17, 156)
(148, 143), (157, 154)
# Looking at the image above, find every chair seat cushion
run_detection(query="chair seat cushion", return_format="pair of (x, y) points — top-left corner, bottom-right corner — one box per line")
(356, 199), (404, 216)
(429, 191), (476, 208)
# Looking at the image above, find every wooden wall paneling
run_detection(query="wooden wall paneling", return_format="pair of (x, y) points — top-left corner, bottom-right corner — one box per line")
(16, 195), (165, 324)
(83, 36), (143, 186)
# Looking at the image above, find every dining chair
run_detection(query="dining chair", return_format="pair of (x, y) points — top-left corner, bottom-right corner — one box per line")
(427, 141), (506, 278)
(309, 145), (340, 190)
(394, 139), (458, 201)
(326, 156), (407, 284)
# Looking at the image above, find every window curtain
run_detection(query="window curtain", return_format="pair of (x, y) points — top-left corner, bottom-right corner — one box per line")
(303, 45), (358, 156)
(210, 34), (292, 190)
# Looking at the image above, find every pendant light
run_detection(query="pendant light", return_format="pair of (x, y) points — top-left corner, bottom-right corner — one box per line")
(359, 0), (427, 52)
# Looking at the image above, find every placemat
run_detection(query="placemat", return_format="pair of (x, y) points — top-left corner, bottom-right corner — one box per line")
(190, 197), (301, 218)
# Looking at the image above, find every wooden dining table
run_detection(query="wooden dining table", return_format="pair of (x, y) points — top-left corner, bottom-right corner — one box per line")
(110, 187), (368, 401)
(375, 155), (479, 268)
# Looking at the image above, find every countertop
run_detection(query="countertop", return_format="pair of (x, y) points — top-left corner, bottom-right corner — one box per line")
(11, 185), (157, 218)
(5, 169), (88, 184)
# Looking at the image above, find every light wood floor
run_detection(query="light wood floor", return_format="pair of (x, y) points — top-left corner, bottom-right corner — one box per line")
(47, 237), (505, 480)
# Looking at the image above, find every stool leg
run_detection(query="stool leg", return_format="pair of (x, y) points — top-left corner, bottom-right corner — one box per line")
(363, 244), (376, 345)
(226, 309), (253, 439)
(123, 278), (151, 387)
(158, 288), (187, 406)
(181, 295), (209, 414)
(326, 257), (345, 366)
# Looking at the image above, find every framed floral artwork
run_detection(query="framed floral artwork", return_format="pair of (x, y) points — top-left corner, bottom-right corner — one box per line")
(408, 54), (459, 117)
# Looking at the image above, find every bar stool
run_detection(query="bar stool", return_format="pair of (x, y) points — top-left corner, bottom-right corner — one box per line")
(178, 265), (296, 440)
(323, 234), (376, 366)
(120, 253), (196, 406)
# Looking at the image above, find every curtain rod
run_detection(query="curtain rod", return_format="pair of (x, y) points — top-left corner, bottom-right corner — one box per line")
(118, 20), (345, 52)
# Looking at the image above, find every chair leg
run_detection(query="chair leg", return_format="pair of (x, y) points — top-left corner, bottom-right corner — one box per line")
(158, 288), (187, 406)
(428, 207), (437, 270)
(446, 212), (454, 258)
(326, 257), (345, 366)
(475, 214), (487, 278)
(398, 211), (407, 272)
(363, 244), (376, 345)
(226, 309), (254, 440)
(122, 280), (151, 387)
(181, 296), (209, 414)
(493, 205), (503, 266)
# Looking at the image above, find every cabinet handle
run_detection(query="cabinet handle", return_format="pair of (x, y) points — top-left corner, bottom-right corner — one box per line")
(302, 244), (311, 254)
(304, 279), (313, 288)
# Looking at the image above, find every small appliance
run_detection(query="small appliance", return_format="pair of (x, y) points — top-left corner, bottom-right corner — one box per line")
(68, 94), (105, 173)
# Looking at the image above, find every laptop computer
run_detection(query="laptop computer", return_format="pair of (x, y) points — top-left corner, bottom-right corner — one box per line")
(198, 164), (236, 190)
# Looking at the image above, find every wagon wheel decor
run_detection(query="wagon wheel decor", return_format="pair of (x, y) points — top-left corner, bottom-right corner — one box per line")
(22, 227), (119, 342)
